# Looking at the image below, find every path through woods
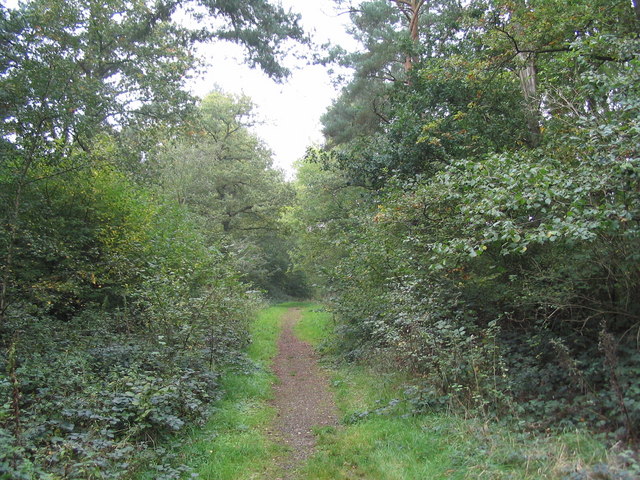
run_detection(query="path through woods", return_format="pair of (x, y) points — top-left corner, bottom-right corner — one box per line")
(269, 307), (338, 479)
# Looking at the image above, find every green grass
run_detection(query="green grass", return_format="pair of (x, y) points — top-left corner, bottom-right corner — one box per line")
(293, 303), (332, 347)
(134, 303), (294, 480)
(303, 363), (606, 479)
(293, 303), (608, 480)
(134, 302), (611, 479)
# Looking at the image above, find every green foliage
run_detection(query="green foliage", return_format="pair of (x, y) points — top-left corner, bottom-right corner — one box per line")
(0, 336), (218, 478)
(294, 0), (640, 444)
(135, 304), (288, 480)
(1, 0), (307, 325)
(296, 303), (619, 480)
(0, 162), (259, 476)
(0, 3), (306, 480)
(288, 151), (371, 295)
(158, 91), (305, 298)
(322, 0), (521, 186)
(0, 0), (305, 475)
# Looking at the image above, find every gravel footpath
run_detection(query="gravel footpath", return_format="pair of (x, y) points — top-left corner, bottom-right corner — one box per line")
(269, 307), (339, 479)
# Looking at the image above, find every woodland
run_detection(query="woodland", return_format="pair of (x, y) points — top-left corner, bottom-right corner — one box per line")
(1, 0), (639, 478)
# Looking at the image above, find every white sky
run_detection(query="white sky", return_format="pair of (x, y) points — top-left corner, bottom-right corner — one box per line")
(188, 1), (356, 178)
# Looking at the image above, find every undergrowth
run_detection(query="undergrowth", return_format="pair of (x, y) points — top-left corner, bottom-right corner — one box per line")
(295, 303), (638, 480)
(133, 303), (303, 480)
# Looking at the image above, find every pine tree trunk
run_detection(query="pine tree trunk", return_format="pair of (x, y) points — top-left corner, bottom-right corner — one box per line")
(396, 0), (426, 72)
(404, 1), (421, 70)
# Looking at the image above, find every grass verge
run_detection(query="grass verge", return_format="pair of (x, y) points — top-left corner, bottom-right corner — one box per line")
(294, 303), (610, 480)
(134, 303), (299, 480)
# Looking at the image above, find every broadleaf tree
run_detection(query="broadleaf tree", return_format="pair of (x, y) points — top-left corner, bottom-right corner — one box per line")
(0, 0), (305, 326)
(293, 0), (640, 440)
(159, 91), (302, 296)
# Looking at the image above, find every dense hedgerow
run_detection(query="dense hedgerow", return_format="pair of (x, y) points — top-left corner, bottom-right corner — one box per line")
(0, 163), (260, 479)
(293, 18), (640, 441)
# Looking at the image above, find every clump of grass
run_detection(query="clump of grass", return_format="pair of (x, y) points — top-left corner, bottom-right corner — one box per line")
(293, 304), (332, 347)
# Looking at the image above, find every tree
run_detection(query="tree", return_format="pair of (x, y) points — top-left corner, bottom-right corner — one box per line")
(474, 0), (639, 146)
(320, 0), (472, 185)
(159, 91), (299, 295)
(392, 0), (427, 70)
(0, 0), (305, 326)
(293, 0), (640, 435)
(0, 148), (261, 476)
(289, 149), (370, 293)
(321, 0), (416, 148)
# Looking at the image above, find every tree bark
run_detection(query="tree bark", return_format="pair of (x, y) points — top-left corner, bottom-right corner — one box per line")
(517, 52), (542, 147)
(393, 0), (426, 71)
(405, 1), (421, 70)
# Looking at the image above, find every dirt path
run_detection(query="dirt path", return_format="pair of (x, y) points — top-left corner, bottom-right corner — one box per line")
(269, 307), (339, 479)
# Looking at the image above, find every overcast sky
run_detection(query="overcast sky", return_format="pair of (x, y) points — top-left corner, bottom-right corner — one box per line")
(188, 1), (356, 178)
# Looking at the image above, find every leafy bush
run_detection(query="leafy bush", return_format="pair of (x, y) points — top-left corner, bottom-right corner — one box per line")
(297, 33), (640, 439)
(0, 160), (260, 478)
(0, 313), (261, 479)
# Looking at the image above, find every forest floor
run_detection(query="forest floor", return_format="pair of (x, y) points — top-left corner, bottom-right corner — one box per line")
(268, 307), (339, 479)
